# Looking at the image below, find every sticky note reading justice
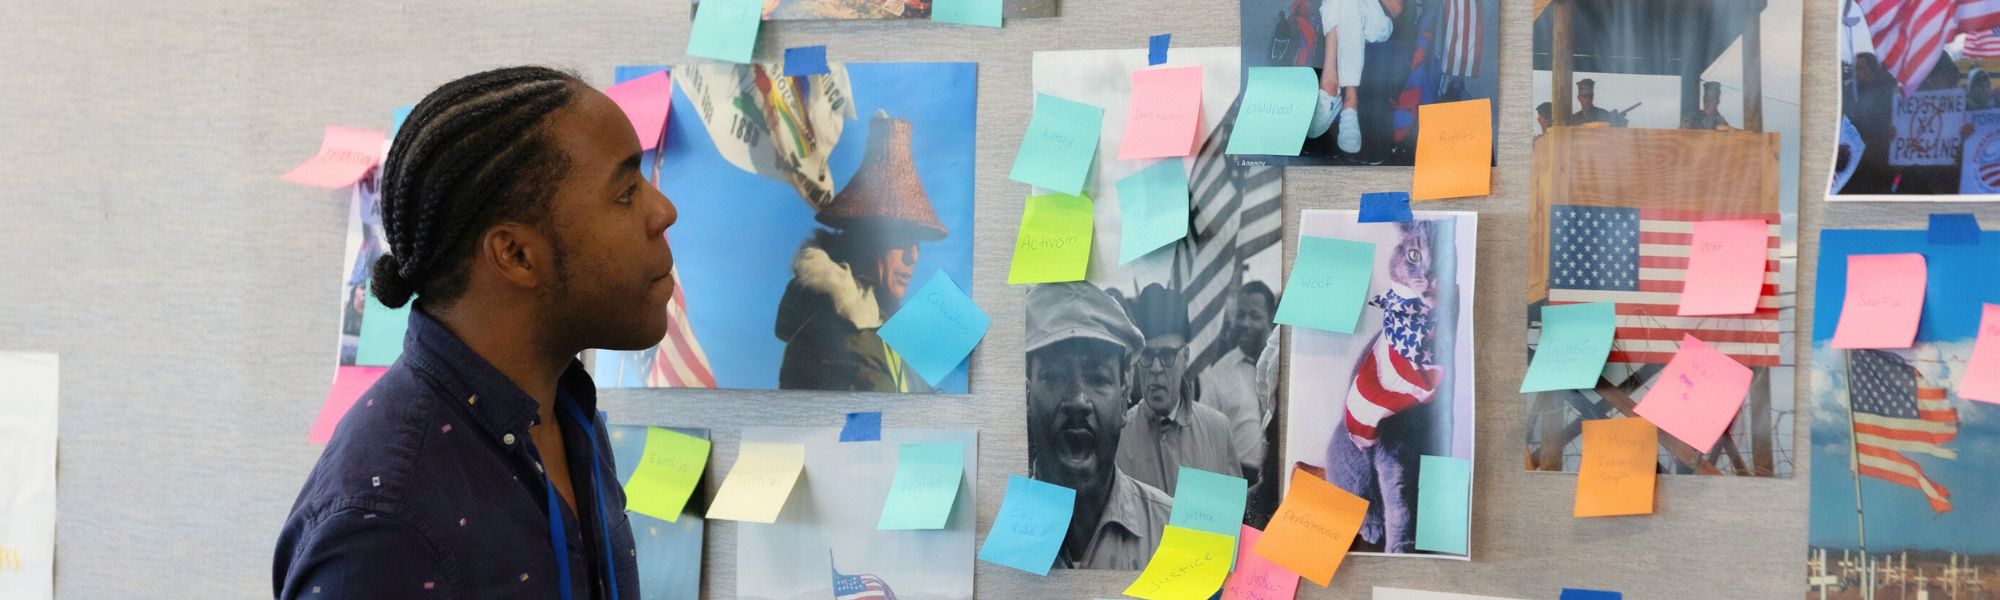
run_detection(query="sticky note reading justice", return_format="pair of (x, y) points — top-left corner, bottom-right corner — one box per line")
(878, 271), (990, 387)
(1125, 525), (1235, 600)
(1010, 94), (1105, 195)
(931, 0), (1002, 27)
(1959, 304), (2000, 404)
(1574, 418), (1657, 518)
(1633, 335), (1753, 453)
(1167, 466), (1248, 566)
(623, 427), (712, 522)
(878, 443), (966, 530)
(1413, 454), (1471, 555)
(1221, 526), (1300, 600)
(705, 442), (806, 523)
(978, 475), (1077, 576)
(1831, 253), (1928, 349)
(686, 0), (762, 64)
(1273, 236), (1376, 334)
(603, 71), (673, 151)
(1225, 67), (1318, 156)
(280, 125), (387, 189)
(1117, 158), (1190, 264)
(1520, 302), (1617, 393)
(1119, 66), (1204, 160)
(1253, 467), (1368, 587)
(1411, 99), (1493, 200)
(1677, 219), (1770, 316)
(1008, 193), (1094, 284)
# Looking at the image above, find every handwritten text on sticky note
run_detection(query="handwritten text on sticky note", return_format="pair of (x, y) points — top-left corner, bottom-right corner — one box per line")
(705, 442), (806, 523)
(1575, 418), (1657, 518)
(878, 271), (989, 387)
(1010, 94), (1104, 195)
(1125, 525), (1235, 600)
(1413, 454), (1471, 555)
(687, 0), (762, 64)
(1117, 158), (1190, 264)
(1226, 67), (1318, 156)
(1009, 193), (1094, 284)
(624, 427), (712, 522)
(1168, 466), (1248, 567)
(1831, 253), (1927, 349)
(1633, 335), (1752, 453)
(1120, 66), (1204, 160)
(979, 475), (1076, 576)
(1521, 302), (1617, 393)
(1411, 99), (1493, 200)
(1960, 303), (2000, 404)
(1678, 219), (1770, 316)
(1221, 526), (1300, 600)
(1253, 467), (1368, 586)
(878, 442), (965, 530)
(1273, 236), (1376, 334)
(280, 126), (387, 189)
(932, 0), (1002, 27)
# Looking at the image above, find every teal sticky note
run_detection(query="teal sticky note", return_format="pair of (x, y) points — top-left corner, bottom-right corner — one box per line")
(877, 271), (990, 387)
(1116, 158), (1190, 264)
(979, 475), (1076, 575)
(1414, 454), (1471, 555)
(1009, 94), (1104, 195)
(1520, 302), (1618, 392)
(932, 0), (1001, 27)
(1166, 466), (1247, 567)
(354, 284), (410, 367)
(1272, 236), (1376, 333)
(687, 0), (762, 64)
(1224, 67), (1318, 156)
(877, 443), (966, 530)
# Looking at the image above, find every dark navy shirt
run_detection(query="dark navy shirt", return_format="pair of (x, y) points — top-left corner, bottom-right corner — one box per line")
(275, 310), (639, 599)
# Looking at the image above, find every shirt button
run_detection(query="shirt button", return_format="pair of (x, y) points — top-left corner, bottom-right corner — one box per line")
(535, 462), (545, 474)
(503, 433), (516, 445)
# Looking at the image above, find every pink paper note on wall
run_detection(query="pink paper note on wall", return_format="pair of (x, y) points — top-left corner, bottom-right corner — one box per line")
(309, 366), (388, 444)
(1959, 303), (2000, 404)
(1221, 525), (1300, 600)
(1677, 219), (1770, 316)
(604, 72), (674, 151)
(280, 125), (387, 189)
(1831, 253), (1927, 349)
(1117, 66), (1203, 160)
(1633, 335), (1753, 452)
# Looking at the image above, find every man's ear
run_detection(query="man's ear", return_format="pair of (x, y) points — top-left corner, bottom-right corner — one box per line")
(479, 222), (546, 292)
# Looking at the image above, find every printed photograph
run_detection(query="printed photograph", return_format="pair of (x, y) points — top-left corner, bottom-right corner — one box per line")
(1829, 0), (2000, 199)
(335, 170), (397, 367)
(606, 425), (707, 600)
(692, 0), (1056, 21)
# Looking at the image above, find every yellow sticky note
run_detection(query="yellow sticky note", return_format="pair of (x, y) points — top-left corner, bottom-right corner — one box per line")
(1574, 418), (1658, 518)
(1411, 99), (1493, 200)
(1008, 193), (1093, 284)
(705, 442), (807, 523)
(1251, 467), (1368, 587)
(1124, 525), (1235, 600)
(623, 427), (712, 522)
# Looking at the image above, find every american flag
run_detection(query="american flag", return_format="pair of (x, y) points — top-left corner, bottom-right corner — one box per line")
(1344, 290), (1443, 448)
(645, 268), (718, 388)
(831, 562), (898, 600)
(1847, 349), (1956, 513)
(1440, 0), (1483, 78)
(1857, 0), (2000, 92)
(1173, 98), (1284, 376)
(1963, 27), (2000, 57)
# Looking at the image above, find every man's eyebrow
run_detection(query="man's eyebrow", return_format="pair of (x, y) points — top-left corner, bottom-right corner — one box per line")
(608, 151), (642, 188)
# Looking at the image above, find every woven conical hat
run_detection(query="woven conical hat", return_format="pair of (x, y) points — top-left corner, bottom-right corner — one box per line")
(816, 110), (948, 241)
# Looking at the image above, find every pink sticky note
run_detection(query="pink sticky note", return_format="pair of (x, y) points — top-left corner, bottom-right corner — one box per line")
(1678, 219), (1770, 316)
(1633, 335), (1753, 453)
(279, 125), (387, 189)
(1831, 253), (1928, 349)
(604, 72), (674, 151)
(1118, 66), (1203, 160)
(1959, 304), (2000, 404)
(1221, 525), (1300, 600)
(309, 366), (389, 444)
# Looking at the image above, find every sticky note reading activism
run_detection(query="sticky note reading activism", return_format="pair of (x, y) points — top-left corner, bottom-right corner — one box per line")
(1961, 304), (2000, 404)
(354, 287), (410, 367)
(705, 442), (806, 523)
(1374, 588), (1528, 600)
(1358, 192), (1413, 223)
(687, 0), (762, 64)
(979, 475), (1077, 576)
(1125, 525), (1235, 600)
(1413, 455), (1471, 555)
(1677, 219), (1769, 316)
(1010, 94), (1105, 195)
(280, 125), (387, 189)
(309, 366), (388, 444)
(878, 271), (990, 387)
(877, 443), (966, 530)
(1521, 302), (1617, 393)
(1168, 466), (1248, 567)
(624, 427), (712, 522)
(1559, 590), (1622, 600)
(1254, 467), (1368, 586)
(1411, 99), (1492, 200)
(1273, 236), (1376, 334)
(1119, 66), (1204, 160)
(1008, 193), (1094, 284)
(1221, 526), (1300, 600)
(932, 0), (1002, 27)
(1226, 67), (1318, 156)
(839, 411), (882, 442)
(1831, 253), (1928, 349)
(1575, 418), (1657, 518)
(1634, 335), (1753, 452)
(603, 71), (673, 151)
(783, 46), (830, 77)
(1117, 159), (1190, 264)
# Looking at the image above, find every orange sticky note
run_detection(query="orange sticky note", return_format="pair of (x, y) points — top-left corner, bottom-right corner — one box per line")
(1677, 219), (1770, 316)
(1959, 303), (2000, 404)
(1575, 418), (1657, 518)
(1830, 253), (1928, 349)
(280, 125), (387, 189)
(1251, 467), (1367, 587)
(1118, 66), (1203, 160)
(1633, 335), (1752, 452)
(1411, 99), (1492, 200)
(604, 71), (674, 151)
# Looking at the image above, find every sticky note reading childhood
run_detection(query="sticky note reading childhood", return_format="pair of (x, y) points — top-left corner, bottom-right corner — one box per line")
(1254, 467), (1368, 587)
(309, 366), (388, 444)
(1413, 455), (1471, 555)
(1411, 99), (1493, 200)
(1168, 467), (1248, 567)
(603, 71), (673, 151)
(1634, 335), (1753, 453)
(354, 286), (410, 367)
(1358, 192), (1413, 223)
(280, 125), (387, 189)
(1521, 302), (1617, 393)
(1677, 219), (1769, 316)
(878, 271), (990, 387)
(1559, 590), (1622, 600)
(1119, 66), (1204, 160)
(686, 0), (762, 64)
(1959, 303), (2000, 404)
(1008, 193), (1094, 284)
(1226, 67), (1318, 156)
(1010, 94), (1105, 195)
(783, 46), (829, 77)
(1221, 526), (1300, 600)
(1831, 253), (1928, 349)
(878, 443), (966, 530)
(979, 475), (1077, 576)
(839, 411), (882, 442)
(1575, 418), (1657, 518)
(1125, 525), (1235, 600)
(705, 442), (806, 523)
(1273, 236), (1376, 334)
(624, 427), (712, 522)
(932, 0), (1001, 27)
(1117, 158), (1190, 264)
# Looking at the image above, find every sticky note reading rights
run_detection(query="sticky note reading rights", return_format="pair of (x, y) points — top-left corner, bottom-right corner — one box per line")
(978, 475), (1076, 575)
(1677, 219), (1770, 316)
(1574, 418), (1657, 518)
(623, 427), (712, 522)
(1119, 66), (1204, 159)
(1521, 302), (1617, 393)
(877, 443), (966, 530)
(1253, 467), (1368, 587)
(1117, 158), (1190, 264)
(1010, 94), (1104, 195)
(1831, 253), (1928, 349)
(1125, 525), (1235, 600)
(705, 442), (806, 523)
(1633, 335), (1753, 453)
(1008, 193), (1094, 284)
(1411, 99), (1493, 200)
(1226, 67), (1319, 156)
(1272, 236), (1376, 334)
(1960, 303), (2000, 404)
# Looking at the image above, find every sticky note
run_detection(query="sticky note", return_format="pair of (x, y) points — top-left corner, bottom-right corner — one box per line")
(1830, 253), (1928, 349)
(1010, 94), (1104, 195)
(839, 411), (882, 442)
(1358, 192), (1413, 223)
(1633, 335), (1753, 452)
(1117, 159), (1190, 263)
(1149, 34), (1172, 66)
(1168, 467), (1248, 567)
(1225, 67), (1318, 156)
(1411, 99), (1493, 200)
(1574, 418), (1657, 518)
(1125, 525), (1235, 600)
(1253, 467), (1368, 587)
(687, 0), (762, 64)
(1957, 303), (2000, 404)
(1559, 590), (1622, 600)
(877, 442), (966, 530)
(1008, 193), (1094, 284)
(932, 0), (1002, 27)
(1374, 588), (1527, 600)
(309, 366), (388, 444)
(877, 271), (990, 387)
(783, 46), (830, 77)
(1677, 219), (1769, 316)
(354, 286), (410, 367)
(603, 71), (673, 151)
(705, 442), (806, 523)
(1929, 213), (1980, 245)
(1520, 302), (1617, 393)
(389, 105), (414, 141)
(1272, 236), (1376, 334)
(1119, 66), (1204, 160)
(623, 427), (713, 522)
(1413, 455), (1470, 555)
(979, 475), (1077, 576)
(1221, 526), (1299, 600)
(280, 125), (387, 189)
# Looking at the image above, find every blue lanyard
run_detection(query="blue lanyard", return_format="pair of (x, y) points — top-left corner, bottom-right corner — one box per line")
(535, 401), (624, 600)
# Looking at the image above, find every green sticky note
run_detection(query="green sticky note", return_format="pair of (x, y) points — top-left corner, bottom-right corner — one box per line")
(878, 442), (966, 530)
(1521, 302), (1618, 392)
(932, 0), (1001, 27)
(1272, 236), (1376, 333)
(355, 285), (410, 367)
(687, 0), (762, 64)
(1116, 158), (1190, 264)
(1009, 94), (1104, 195)
(1008, 193), (1093, 284)
(1224, 67), (1319, 156)
(624, 427), (713, 522)
(1166, 466), (1247, 568)
(1414, 454), (1471, 555)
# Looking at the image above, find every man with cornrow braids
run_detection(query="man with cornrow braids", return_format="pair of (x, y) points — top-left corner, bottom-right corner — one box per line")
(275, 66), (675, 600)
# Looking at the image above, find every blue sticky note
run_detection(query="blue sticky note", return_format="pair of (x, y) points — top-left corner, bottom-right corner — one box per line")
(877, 443), (965, 530)
(839, 412), (881, 442)
(1166, 466), (1247, 567)
(783, 46), (829, 77)
(1520, 302), (1617, 392)
(1149, 34), (1171, 65)
(1224, 67), (1319, 156)
(1009, 93), (1104, 195)
(1930, 213), (1981, 244)
(877, 271), (990, 387)
(1359, 191), (1413, 223)
(355, 285), (411, 367)
(932, 0), (1002, 27)
(1116, 158), (1190, 264)
(978, 475), (1077, 575)
(687, 0), (762, 64)
(1273, 236), (1376, 333)
(1560, 590), (1622, 600)
(1414, 455), (1471, 555)
(389, 105), (414, 141)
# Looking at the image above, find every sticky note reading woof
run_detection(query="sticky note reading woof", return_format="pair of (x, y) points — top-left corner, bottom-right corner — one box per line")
(1272, 236), (1376, 334)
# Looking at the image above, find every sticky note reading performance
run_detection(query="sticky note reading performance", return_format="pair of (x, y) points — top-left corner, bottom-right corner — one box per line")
(877, 442), (966, 530)
(705, 442), (806, 523)
(878, 271), (990, 387)
(1410, 99), (1493, 200)
(1959, 303), (2000, 404)
(1520, 302), (1617, 393)
(1272, 236), (1376, 334)
(687, 0), (762, 64)
(1010, 94), (1104, 195)
(1221, 526), (1300, 600)
(1226, 67), (1318, 156)
(1117, 158), (1190, 264)
(1831, 253), (1927, 349)
(1125, 525), (1235, 600)
(1574, 418), (1657, 518)
(280, 125), (386, 189)
(978, 475), (1076, 576)
(1633, 334), (1753, 453)
(1253, 467), (1368, 587)
(1008, 193), (1093, 284)
(623, 427), (712, 522)
(1119, 66), (1203, 160)
(1677, 219), (1770, 316)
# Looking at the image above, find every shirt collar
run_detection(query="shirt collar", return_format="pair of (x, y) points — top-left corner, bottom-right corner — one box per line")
(1093, 470), (1159, 544)
(400, 308), (600, 444)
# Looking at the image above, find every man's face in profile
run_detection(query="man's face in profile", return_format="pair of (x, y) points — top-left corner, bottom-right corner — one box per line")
(1027, 340), (1129, 497)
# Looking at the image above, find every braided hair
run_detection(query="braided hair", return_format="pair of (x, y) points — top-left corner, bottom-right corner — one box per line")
(369, 66), (585, 309)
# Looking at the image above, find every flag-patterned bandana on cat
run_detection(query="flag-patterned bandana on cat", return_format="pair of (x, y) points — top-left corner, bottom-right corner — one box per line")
(1343, 288), (1443, 449)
